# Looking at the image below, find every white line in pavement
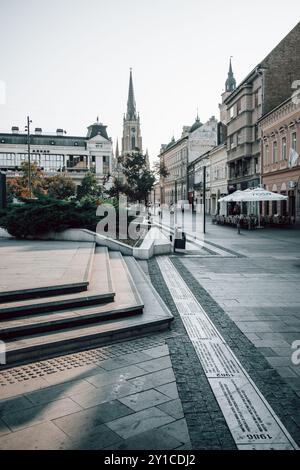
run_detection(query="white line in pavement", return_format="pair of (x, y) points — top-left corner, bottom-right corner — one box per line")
(157, 256), (298, 450)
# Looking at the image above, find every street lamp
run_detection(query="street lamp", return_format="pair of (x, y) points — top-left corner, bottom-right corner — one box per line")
(25, 116), (32, 198)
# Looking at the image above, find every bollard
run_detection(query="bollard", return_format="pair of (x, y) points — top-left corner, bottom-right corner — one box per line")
(237, 217), (241, 235)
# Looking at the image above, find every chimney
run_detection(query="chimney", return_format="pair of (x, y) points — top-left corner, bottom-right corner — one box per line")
(35, 128), (42, 135)
(11, 126), (19, 134)
(56, 129), (64, 136)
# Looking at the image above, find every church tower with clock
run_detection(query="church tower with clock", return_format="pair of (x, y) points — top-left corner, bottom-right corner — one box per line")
(122, 68), (143, 156)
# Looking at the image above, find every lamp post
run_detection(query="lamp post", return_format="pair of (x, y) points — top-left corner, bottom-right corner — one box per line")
(25, 116), (32, 198)
(175, 179), (178, 226)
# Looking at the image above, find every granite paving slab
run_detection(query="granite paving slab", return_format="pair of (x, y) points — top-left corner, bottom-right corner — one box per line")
(0, 240), (95, 300)
(106, 406), (175, 439)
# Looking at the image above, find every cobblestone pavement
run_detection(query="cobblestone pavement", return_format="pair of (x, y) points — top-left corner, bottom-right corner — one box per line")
(0, 222), (300, 449)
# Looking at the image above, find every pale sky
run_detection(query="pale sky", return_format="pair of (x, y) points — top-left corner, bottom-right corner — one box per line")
(0, 0), (300, 165)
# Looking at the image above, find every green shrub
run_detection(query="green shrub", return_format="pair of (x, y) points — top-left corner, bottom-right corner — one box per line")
(0, 198), (99, 239)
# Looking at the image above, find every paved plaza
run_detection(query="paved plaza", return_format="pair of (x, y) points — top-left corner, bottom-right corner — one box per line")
(0, 221), (300, 450)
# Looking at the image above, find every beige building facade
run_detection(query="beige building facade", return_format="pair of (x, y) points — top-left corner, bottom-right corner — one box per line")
(209, 143), (228, 215)
(159, 136), (188, 206)
(260, 97), (300, 223)
(159, 116), (217, 207)
(225, 22), (300, 198)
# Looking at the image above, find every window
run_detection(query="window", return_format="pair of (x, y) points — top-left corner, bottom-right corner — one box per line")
(236, 98), (242, 114)
(265, 145), (269, 164)
(229, 135), (235, 150)
(254, 91), (259, 108)
(281, 137), (287, 160)
(237, 130), (243, 145)
(292, 132), (297, 150)
(229, 106), (235, 120)
(272, 141), (278, 163)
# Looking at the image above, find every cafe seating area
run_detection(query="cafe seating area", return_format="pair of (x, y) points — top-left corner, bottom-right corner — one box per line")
(213, 214), (294, 229)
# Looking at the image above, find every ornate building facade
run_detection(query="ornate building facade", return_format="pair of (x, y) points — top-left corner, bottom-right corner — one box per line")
(259, 96), (300, 223)
(225, 22), (300, 195)
(159, 115), (217, 207)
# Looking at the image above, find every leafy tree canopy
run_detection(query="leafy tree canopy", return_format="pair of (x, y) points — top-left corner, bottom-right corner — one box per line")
(76, 172), (103, 200)
(112, 152), (155, 203)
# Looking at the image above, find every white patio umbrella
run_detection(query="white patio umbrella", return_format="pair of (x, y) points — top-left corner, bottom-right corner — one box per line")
(218, 190), (245, 203)
(241, 188), (288, 228)
(219, 187), (288, 228)
(240, 187), (288, 202)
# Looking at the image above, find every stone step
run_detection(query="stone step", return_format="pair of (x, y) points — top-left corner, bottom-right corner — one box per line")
(0, 253), (173, 369)
(0, 250), (142, 339)
(0, 247), (114, 318)
(0, 241), (95, 302)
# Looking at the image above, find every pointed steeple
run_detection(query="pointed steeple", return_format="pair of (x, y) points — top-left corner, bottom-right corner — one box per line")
(115, 139), (119, 159)
(225, 57), (236, 93)
(126, 68), (137, 120)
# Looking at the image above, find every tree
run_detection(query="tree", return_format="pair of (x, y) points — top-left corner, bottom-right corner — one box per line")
(120, 152), (156, 204)
(107, 178), (127, 199)
(76, 172), (103, 200)
(47, 174), (76, 200)
(6, 162), (47, 199)
(153, 158), (169, 178)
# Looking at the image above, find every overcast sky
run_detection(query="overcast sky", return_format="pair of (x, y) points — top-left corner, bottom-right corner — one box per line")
(0, 0), (300, 165)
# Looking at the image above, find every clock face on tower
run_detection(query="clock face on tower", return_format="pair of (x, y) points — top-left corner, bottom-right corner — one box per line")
(131, 127), (136, 133)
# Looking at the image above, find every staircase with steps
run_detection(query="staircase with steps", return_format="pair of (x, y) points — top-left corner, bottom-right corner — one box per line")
(0, 242), (173, 369)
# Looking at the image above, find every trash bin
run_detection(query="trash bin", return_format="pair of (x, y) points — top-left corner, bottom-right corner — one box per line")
(174, 229), (186, 250)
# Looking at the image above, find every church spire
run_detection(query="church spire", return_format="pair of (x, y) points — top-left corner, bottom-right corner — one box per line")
(127, 68), (136, 120)
(115, 139), (119, 160)
(225, 57), (236, 93)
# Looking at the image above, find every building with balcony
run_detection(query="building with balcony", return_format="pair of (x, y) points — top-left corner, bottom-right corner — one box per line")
(159, 115), (217, 207)
(259, 96), (300, 223)
(209, 143), (228, 215)
(188, 151), (210, 213)
(0, 119), (113, 186)
(159, 135), (188, 206)
(225, 21), (300, 197)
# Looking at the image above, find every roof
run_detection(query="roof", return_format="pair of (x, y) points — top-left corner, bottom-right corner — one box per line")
(189, 116), (202, 133)
(86, 122), (109, 140)
(0, 133), (87, 147)
(160, 135), (188, 154)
